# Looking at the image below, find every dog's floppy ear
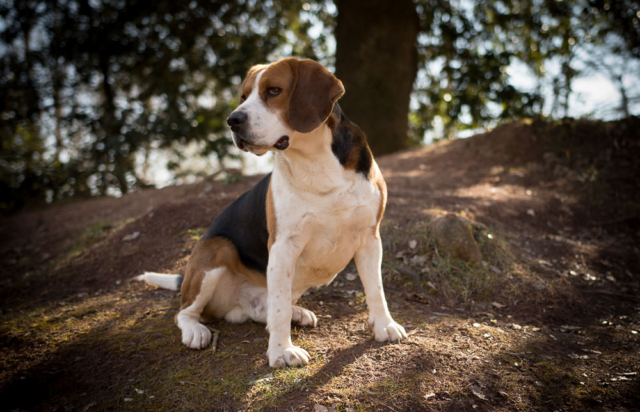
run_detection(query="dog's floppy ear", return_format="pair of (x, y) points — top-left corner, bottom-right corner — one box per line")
(288, 59), (345, 133)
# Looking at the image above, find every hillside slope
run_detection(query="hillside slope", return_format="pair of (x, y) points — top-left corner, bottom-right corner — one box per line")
(1, 118), (638, 411)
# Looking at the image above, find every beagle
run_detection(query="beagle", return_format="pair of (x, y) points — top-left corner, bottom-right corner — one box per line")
(137, 57), (406, 367)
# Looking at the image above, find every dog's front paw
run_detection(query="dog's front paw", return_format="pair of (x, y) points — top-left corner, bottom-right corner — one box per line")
(371, 318), (407, 342)
(267, 345), (311, 368)
(292, 305), (317, 327)
(181, 322), (212, 349)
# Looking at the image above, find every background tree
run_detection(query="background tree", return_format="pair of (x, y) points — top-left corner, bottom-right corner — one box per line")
(334, 0), (419, 155)
(0, 0), (306, 210)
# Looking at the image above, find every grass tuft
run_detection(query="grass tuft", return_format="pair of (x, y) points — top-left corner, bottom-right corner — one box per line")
(381, 217), (514, 303)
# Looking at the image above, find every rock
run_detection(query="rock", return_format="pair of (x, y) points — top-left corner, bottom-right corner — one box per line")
(250, 373), (274, 384)
(470, 384), (487, 400)
(122, 231), (140, 242)
(81, 402), (97, 411)
(428, 213), (482, 263)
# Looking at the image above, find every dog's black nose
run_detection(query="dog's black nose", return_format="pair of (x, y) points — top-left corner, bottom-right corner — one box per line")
(227, 112), (247, 128)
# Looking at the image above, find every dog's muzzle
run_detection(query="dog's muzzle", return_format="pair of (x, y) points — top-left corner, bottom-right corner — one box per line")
(227, 112), (250, 151)
(274, 136), (289, 150)
(233, 136), (248, 151)
(226, 111), (247, 132)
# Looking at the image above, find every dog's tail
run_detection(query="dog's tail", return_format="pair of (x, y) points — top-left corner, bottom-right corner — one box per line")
(135, 272), (183, 291)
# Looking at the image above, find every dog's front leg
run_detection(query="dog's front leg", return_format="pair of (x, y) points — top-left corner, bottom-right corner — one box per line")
(355, 234), (407, 342)
(266, 240), (310, 368)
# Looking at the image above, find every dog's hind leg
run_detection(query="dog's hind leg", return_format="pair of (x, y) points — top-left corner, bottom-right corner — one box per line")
(226, 283), (267, 324)
(176, 267), (226, 349)
(229, 283), (317, 327)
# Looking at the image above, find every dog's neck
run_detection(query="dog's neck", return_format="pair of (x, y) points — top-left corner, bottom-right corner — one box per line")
(274, 123), (348, 195)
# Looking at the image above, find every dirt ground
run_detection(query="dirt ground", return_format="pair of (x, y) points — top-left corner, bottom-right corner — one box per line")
(1, 118), (639, 411)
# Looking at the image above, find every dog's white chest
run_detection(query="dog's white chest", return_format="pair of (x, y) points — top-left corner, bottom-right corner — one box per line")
(271, 170), (380, 293)
(296, 196), (377, 289)
(301, 199), (375, 261)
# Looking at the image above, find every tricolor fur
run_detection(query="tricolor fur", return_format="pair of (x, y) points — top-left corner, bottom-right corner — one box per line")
(137, 57), (406, 368)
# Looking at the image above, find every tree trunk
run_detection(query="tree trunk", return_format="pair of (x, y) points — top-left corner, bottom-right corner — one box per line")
(100, 56), (129, 195)
(53, 66), (65, 162)
(334, 0), (419, 156)
(616, 74), (630, 118)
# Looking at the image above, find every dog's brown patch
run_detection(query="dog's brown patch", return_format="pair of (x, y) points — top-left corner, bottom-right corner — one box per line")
(373, 170), (387, 237)
(266, 181), (277, 251)
(259, 59), (296, 125)
(179, 237), (266, 310)
(256, 58), (345, 133)
(287, 58), (344, 133)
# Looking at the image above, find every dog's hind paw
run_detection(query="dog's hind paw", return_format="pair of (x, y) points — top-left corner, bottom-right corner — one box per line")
(268, 345), (311, 368)
(292, 305), (317, 327)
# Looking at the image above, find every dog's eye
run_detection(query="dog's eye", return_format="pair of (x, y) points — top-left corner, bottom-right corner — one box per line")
(240, 94), (246, 102)
(267, 87), (282, 97)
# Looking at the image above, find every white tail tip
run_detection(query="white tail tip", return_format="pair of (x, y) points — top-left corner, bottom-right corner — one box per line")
(135, 272), (183, 291)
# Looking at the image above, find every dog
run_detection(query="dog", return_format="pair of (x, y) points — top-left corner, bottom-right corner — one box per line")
(136, 57), (406, 368)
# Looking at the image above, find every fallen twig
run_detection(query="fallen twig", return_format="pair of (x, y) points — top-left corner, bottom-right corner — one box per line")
(211, 329), (220, 354)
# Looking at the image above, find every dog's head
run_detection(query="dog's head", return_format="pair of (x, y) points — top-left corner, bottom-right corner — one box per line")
(226, 58), (344, 155)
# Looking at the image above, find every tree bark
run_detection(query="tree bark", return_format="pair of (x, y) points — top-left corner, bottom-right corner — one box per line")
(334, 0), (419, 156)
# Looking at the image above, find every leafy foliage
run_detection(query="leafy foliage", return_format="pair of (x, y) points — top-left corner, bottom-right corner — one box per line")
(0, 0), (305, 210)
(410, 0), (640, 140)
